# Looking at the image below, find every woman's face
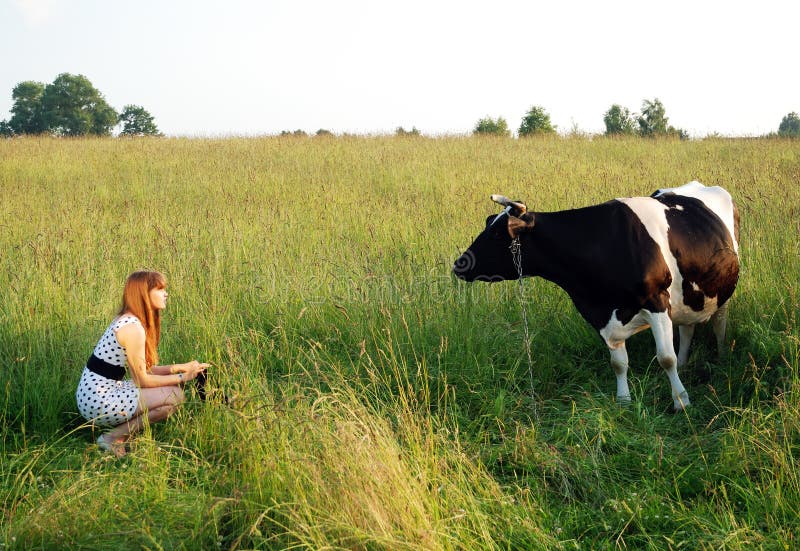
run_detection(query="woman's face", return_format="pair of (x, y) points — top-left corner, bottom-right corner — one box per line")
(149, 286), (168, 310)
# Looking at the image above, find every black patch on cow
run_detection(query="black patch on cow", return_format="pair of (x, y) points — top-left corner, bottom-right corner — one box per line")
(454, 200), (674, 331)
(653, 193), (739, 311)
(546, 201), (673, 330)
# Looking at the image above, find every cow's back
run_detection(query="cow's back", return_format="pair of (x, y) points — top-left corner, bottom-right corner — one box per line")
(653, 181), (739, 253)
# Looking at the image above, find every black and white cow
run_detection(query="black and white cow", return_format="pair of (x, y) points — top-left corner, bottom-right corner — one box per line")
(453, 181), (739, 410)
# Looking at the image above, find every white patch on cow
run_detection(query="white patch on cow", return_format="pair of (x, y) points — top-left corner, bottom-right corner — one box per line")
(674, 205), (684, 211)
(690, 281), (700, 292)
(599, 310), (651, 350)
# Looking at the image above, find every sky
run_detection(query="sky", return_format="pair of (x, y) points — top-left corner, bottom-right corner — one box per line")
(1, 0), (798, 138)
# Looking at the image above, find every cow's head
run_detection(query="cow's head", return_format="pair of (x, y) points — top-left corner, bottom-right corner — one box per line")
(453, 195), (536, 282)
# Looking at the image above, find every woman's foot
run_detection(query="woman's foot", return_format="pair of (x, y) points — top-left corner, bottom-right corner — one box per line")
(97, 434), (127, 458)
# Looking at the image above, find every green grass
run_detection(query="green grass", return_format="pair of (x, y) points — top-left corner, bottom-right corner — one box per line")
(1, 135), (798, 549)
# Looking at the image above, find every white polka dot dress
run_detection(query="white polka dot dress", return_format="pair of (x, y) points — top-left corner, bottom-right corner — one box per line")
(76, 315), (142, 428)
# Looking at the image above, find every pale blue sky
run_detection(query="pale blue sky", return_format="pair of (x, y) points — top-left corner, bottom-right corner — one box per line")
(2, 0), (798, 137)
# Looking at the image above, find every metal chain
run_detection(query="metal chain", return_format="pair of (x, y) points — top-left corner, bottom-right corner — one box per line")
(510, 237), (539, 420)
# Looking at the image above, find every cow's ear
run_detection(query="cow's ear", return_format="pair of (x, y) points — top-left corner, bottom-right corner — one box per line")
(508, 201), (527, 218)
(508, 212), (535, 238)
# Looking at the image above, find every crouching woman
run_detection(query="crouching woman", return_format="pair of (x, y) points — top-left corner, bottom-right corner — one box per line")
(76, 271), (208, 457)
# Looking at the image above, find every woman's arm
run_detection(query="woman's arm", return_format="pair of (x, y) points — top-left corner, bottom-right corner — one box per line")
(150, 361), (209, 377)
(116, 324), (206, 387)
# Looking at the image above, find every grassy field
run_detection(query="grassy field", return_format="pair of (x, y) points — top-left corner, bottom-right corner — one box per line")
(0, 135), (798, 550)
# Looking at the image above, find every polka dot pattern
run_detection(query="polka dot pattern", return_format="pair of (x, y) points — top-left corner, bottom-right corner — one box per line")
(75, 315), (142, 427)
(93, 314), (139, 366)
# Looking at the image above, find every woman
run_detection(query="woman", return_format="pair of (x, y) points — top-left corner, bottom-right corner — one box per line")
(76, 271), (208, 457)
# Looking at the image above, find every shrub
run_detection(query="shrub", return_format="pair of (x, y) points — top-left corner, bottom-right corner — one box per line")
(518, 106), (555, 137)
(778, 112), (800, 137)
(473, 116), (510, 137)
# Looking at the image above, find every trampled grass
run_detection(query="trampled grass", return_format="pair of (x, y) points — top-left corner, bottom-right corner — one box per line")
(0, 135), (798, 549)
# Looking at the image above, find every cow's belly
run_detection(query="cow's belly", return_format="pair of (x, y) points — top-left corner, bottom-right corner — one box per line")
(599, 293), (718, 350)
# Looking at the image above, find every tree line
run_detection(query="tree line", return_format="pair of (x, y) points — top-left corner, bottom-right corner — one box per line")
(475, 100), (800, 139)
(4, 74), (798, 139)
(0, 73), (160, 137)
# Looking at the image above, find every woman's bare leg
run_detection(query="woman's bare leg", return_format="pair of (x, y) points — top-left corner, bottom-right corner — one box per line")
(99, 386), (185, 454)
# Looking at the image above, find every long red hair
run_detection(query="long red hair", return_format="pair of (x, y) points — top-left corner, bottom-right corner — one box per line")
(118, 271), (166, 369)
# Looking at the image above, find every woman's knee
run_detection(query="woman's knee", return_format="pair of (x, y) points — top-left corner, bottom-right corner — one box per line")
(150, 404), (178, 422)
(165, 385), (186, 406)
(139, 385), (185, 411)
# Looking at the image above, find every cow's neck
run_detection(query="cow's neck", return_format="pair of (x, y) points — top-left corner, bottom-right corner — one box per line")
(522, 209), (602, 299)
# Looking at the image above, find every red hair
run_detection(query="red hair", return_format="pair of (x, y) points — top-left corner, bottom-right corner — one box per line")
(118, 271), (166, 369)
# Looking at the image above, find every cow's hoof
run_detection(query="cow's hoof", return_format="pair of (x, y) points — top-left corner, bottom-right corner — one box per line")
(616, 394), (632, 406)
(673, 392), (691, 412)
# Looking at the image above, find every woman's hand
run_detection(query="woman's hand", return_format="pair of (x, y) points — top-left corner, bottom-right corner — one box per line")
(173, 360), (209, 381)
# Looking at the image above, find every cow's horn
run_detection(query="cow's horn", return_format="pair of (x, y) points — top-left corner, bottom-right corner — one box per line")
(491, 194), (512, 206)
(491, 194), (527, 214)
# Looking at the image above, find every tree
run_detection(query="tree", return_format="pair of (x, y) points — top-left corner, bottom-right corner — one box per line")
(280, 129), (308, 137)
(636, 98), (688, 139)
(637, 98), (669, 137)
(0, 120), (13, 137)
(118, 105), (160, 136)
(778, 112), (800, 137)
(473, 116), (510, 137)
(603, 104), (636, 136)
(40, 73), (118, 136)
(8, 81), (47, 134)
(518, 106), (556, 136)
(395, 126), (420, 136)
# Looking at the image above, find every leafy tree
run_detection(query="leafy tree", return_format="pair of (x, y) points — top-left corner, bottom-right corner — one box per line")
(473, 116), (510, 137)
(636, 98), (688, 139)
(8, 81), (47, 134)
(603, 104), (636, 136)
(280, 129), (308, 137)
(518, 106), (555, 136)
(40, 73), (117, 136)
(395, 126), (420, 136)
(118, 104), (160, 136)
(315, 129), (333, 137)
(0, 120), (13, 137)
(637, 98), (669, 137)
(778, 112), (800, 137)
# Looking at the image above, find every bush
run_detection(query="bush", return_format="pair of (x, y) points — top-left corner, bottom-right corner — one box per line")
(603, 104), (636, 136)
(395, 126), (420, 137)
(778, 112), (800, 137)
(473, 116), (510, 137)
(518, 106), (555, 137)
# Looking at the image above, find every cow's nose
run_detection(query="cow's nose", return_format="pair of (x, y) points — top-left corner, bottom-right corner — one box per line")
(452, 251), (476, 278)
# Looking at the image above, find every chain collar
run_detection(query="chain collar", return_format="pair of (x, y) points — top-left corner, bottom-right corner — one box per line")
(510, 235), (538, 419)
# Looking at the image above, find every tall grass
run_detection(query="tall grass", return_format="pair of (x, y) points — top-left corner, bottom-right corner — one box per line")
(0, 135), (798, 549)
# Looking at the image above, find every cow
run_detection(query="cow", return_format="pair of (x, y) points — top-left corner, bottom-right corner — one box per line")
(453, 181), (739, 411)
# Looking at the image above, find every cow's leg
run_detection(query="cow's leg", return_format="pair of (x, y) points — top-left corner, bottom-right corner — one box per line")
(711, 302), (729, 357)
(677, 324), (695, 368)
(646, 311), (690, 410)
(609, 344), (631, 404)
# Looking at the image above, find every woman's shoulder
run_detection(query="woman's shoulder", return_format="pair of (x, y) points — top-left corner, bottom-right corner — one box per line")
(111, 314), (143, 330)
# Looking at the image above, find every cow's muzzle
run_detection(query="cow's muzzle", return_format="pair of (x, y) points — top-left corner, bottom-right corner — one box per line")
(452, 251), (477, 280)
